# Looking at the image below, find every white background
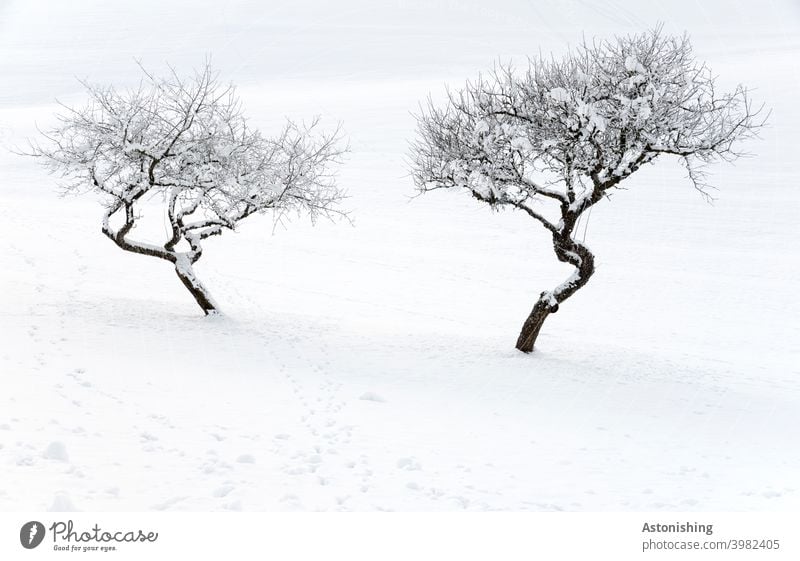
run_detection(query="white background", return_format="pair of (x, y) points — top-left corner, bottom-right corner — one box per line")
(0, 0), (798, 514)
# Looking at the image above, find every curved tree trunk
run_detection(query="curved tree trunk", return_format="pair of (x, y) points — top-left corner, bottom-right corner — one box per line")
(174, 257), (218, 315)
(515, 233), (595, 353)
(103, 201), (220, 316)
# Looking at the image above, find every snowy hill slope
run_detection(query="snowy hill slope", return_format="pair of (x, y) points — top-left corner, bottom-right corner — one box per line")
(0, 0), (798, 511)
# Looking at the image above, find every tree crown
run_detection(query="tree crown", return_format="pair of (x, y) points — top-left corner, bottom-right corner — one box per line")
(35, 62), (346, 241)
(411, 27), (765, 226)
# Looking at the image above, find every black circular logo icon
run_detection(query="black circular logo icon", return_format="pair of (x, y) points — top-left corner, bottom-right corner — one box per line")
(20, 521), (46, 549)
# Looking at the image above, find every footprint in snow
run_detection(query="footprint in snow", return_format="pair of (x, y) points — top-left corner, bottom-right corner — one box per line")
(49, 493), (79, 512)
(396, 457), (422, 471)
(43, 441), (69, 462)
(212, 485), (235, 498)
(152, 496), (187, 511)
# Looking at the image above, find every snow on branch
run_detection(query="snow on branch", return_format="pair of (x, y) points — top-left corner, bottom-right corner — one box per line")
(31, 61), (347, 264)
(410, 26), (766, 217)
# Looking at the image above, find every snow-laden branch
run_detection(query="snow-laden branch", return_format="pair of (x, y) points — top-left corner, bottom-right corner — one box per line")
(410, 26), (765, 221)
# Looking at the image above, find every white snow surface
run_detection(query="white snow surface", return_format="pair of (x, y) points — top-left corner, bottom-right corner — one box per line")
(1, 0), (799, 511)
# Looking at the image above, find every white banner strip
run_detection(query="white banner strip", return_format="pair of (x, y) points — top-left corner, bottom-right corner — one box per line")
(1, 512), (796, 560)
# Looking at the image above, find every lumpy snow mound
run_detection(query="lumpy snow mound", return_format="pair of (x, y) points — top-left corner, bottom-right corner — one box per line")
(1, 0), (798, 511)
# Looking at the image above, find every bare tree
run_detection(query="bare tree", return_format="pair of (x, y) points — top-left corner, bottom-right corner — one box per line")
(32, 62), (346, 315)
(411, 27), (765, 353)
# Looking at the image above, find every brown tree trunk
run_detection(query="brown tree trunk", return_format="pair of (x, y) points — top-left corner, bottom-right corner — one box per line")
(174, 260), (218, 315)
(515, 294), (558, 353)
(515, 233), (595, 353)
(103, 202), (219, 315)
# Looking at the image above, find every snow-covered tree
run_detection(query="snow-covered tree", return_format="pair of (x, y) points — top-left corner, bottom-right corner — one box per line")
(33, 63), (346, 315)
(410, 27), (765, 353)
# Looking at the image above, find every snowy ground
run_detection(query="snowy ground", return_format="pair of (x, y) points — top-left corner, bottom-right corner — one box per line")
(1, 0), (799, 511)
